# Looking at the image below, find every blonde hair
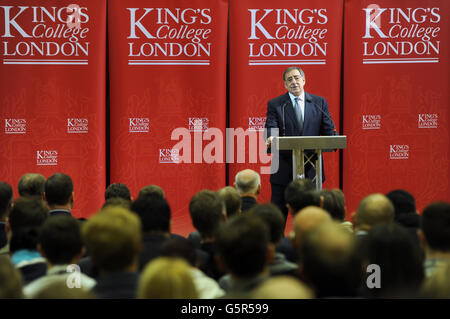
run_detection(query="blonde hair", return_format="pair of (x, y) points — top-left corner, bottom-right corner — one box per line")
(138, 257), (198, 299)
(82, 206), (142, 272)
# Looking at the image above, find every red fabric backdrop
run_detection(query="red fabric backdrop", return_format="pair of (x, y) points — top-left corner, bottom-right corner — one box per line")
(228, 0), (343, 229)
(0, 0), (107, 218)
(108, 0), (228, 236)
(343, 0), (449, 217)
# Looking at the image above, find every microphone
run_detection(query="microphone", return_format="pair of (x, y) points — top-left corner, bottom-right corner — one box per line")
(281, 102), (287, 136)
(311, 101), (338, 136)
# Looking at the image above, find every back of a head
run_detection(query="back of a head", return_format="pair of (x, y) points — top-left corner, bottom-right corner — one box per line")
(189, 190), (224, 238)
(421, 201), (450, 252)
(365, 223), (424, 298)
(0, 256), (24, 298)
(0, 181), (13, 219)
(248, 204), (285, 244)
(8, 197), (49, 253)
(102, 197), (132, 210)
(386, 189), (416, 216)
(161, 237), (197, 267)
(138, 184), (165, 199)
(356, 193), (395, 230)
(293, 206), (332, 252)
(301, 222), (362, 298)
(82, 206), (142, 273)
(104, 183), (131, 201)
(138, 257), (198, 299)
(235, 169), (260, 195)
(130, 193), (171, 233)
(38, 215), (83, 265)
(217, 186), (241, 218)
(18, 173), (46, 197)
(284, 179), (319, 215)
(44, 173), (73, 206)
(215, 214), (269, 278)
(251, 276), (314, 299)
(320, 189), (346, 221)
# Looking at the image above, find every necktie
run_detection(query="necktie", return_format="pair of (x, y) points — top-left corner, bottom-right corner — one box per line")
(294, 97), (303, 132)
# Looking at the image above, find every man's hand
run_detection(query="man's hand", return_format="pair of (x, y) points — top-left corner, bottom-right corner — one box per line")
(266, 136), (274, 148)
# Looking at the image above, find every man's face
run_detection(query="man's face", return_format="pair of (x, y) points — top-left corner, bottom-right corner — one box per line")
(284, 69), (305, 97)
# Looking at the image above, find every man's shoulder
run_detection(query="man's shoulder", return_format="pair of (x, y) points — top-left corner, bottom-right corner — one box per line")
(268, 92), (289, 105)
(305, 92), (326, 103)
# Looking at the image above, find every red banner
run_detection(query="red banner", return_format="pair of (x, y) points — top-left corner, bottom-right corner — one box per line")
(228, 0), (343, 217)
(0, 0), (107, 218)
(108, 0), (228, 236)
(343, 0), (450, 216)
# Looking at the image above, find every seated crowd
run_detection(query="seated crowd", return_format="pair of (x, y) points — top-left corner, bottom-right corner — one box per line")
(0, 171), (449, 299)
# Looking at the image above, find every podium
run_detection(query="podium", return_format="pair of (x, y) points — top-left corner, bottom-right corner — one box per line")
(272, 136), (347, 190)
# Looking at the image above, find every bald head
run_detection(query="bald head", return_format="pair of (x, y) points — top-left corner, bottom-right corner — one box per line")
(251, 276), (314, 299)
(293, 206), (332, 251)
(356, 193), (394, 231)
(235, 169), (261, 195)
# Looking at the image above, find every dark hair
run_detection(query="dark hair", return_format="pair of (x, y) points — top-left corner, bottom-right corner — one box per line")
(131, 194), (171, 233)
(217, 186), (241, 218)
(248, 204), (284, 244)
(364, 224), (424, 298)
(189, 190), (224, 238)
(38, 215), (83, 264)
(215, 215), (269, 277)
(161, 238), (197, 267)
(138, 185), (165, 199)
(386, 189), (416, 217)
(102, 197), (132, 210)
(421, 202), (450, 251)
(0, 182), (13, 219)
(105, 183), (131, 201)
(301, 222), (363, 298)
(18, 173), (46, 197)
(320, 189), (346, 221)
(9, 197), (49, 253)
(44, 173), (73, 206)
(284, 179), (319, 215)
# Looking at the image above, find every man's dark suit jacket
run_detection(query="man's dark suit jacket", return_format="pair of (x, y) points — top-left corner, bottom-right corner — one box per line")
(265, 92), (337, 186)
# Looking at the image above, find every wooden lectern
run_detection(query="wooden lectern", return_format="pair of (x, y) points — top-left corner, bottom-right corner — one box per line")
(272, 136), (347, 190)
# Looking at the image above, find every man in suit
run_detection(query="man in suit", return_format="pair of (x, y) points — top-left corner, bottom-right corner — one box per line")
(44, 173), (74, 217)
(264, 66), (337, 219)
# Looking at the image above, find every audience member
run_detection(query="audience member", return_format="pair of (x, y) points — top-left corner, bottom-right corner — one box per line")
(361, 224), (424, 298)
(161, 237), (225, 299)
(44, 173), (74, 217)
(138, 184), (165, 199)
(130, 193), (182, 271)
(188, 190), (226, 280)
(301, 222), (363, 298)
(32, 280), (96, 299)
(82, 206), (142, 299)
(24, 215), (95, 298)
(0, 255), (24, 298)
(283, 178), (318, 218)
(292, 206), (332, 263)
(419, 201), (450, 277)
(354, 193), (394, 236)
(215, 214), (271, 298)
(217, 186), (242, 218)
(8, 197), (49, 284)
(234, 169), (261, 212)
(386, 189), (421, 245)
(251, 275), (314, 299)
(219, 204), (298, 291)
(104, 183), (132, 201)
(320, 189), (353, 232)
(0, 182), (13, 252)
(18, 173), (46, 198)
(138, 257), (198, 299)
